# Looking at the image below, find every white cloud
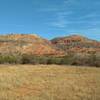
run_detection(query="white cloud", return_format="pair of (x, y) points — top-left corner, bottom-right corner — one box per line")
(64, 0), (73, 4)
(37, 7), (59, 12)
(79, 13), (100, 20)
(35, 0), (100, 35)
(64, 0), (78, 5)
(50, 11), (73, 28)
(56, 11), (73, 18)
(50, 20), (67, 28)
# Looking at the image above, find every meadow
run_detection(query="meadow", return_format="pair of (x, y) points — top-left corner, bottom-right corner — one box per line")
(0, 64), (100, 100)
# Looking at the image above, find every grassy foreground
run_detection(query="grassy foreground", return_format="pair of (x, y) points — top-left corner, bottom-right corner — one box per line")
(0, 65), (100, 100)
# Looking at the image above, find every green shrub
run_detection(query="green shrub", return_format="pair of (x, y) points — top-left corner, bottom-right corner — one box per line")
(21, 54), (37, 64)
(46, 57), (62, 65)
(61, 54), (75, 65)
(0, 54), (21, 64)
(0, 53), (99, 67)
(88, 53), (100, 67)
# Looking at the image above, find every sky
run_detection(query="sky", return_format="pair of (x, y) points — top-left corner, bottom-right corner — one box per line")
(0, 0), (100, 41)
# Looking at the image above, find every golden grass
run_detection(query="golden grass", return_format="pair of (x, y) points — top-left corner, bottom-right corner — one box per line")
(0, 64), (100, 100)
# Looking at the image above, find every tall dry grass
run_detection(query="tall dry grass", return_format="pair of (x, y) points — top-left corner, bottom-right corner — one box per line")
(0, 65), (99, 100)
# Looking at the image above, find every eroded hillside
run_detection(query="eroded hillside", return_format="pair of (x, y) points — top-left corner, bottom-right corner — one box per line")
(0, 34), (64, 56)
(51, 35), (100, 54)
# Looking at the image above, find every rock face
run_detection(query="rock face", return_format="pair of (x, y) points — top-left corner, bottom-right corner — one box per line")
(51, 35), (100, 54)
(0, 34), (99, 56)
(0, 34), (64, 56)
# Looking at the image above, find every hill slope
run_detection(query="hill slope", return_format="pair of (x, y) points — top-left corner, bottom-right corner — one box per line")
(0, 34), (64, 56)
(0, 34), (99, 56)
(51, 35), (100, 54)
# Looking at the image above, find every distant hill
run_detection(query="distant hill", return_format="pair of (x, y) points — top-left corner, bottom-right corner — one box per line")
(0, 34), (99, 56)
(51, 35), (100, 54)
(0, 34), (64, 56)
(0, 34), (99, 66)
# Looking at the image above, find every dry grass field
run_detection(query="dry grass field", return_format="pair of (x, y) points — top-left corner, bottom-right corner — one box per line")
(0, 65), (100, 100)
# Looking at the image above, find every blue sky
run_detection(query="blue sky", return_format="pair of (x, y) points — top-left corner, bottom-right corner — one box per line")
(0, 0), (100, 40)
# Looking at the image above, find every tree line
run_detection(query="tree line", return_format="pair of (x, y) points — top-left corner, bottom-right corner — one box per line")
(0, 53), (99, 67)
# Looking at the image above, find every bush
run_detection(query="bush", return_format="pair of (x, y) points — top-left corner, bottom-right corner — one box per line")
(0, 53), (99, 67)
(61, 54), (75, 65)
(46, 57), (62, 65)
(21, 54), (38, 64)
(60, 53), (100, 67)
(0, 54), (21, 64)
(71, 53), (89, 66)
(88, 53), (100, 67)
